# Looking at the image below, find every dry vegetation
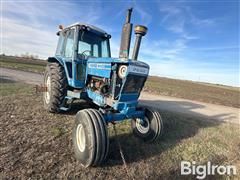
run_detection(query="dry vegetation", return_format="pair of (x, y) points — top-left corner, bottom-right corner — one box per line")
(144, 76), (240, 108)
(0, 55), (46, 73)
(0, 79), (239, 179)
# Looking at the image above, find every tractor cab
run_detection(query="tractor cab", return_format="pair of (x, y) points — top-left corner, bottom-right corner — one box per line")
(53, 23), (111, 88)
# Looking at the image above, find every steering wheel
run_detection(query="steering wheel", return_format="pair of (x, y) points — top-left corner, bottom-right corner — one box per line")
(81, 50), (91, 59)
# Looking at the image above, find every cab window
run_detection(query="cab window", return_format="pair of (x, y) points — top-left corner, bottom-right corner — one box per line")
(64, 29), (75, 59)
(78, 30), (110, 58)
(56, 32), (64, 56)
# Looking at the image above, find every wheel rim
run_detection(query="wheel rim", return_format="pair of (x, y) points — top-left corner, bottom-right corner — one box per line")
(76, 124), (86, 152)
(135, 117), (150, 134)
(44, 75), (51, 104)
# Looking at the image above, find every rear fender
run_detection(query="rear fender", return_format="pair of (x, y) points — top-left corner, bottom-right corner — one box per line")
(47, 57), (71, 81)
(47, 57), (64, 66)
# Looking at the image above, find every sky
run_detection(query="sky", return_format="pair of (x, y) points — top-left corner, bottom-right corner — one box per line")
(1, 0), (239, 86)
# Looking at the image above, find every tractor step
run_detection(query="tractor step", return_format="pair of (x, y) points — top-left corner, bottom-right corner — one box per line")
(60, 96), (74, 111)
(67, 90), (81, 98)
(60, 106), (71, 111)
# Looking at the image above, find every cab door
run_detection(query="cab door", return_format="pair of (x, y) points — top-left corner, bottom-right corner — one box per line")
(62, 27), (85, 88)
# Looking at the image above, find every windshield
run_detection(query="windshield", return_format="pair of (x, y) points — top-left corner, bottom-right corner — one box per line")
(78, 30), (110, 58)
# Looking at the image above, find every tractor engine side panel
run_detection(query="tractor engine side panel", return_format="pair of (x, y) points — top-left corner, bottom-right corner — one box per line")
(85, 62), (112, 106)
(87, 62), (112, 78)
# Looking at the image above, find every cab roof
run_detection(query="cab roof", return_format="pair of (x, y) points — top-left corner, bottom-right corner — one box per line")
(66, 22), (108, 34)
(57, 22), (110, 37)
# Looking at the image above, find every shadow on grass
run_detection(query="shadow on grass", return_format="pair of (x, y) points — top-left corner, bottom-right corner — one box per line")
(105, 110), (223, 167)
(0, 76), (17, 83)
(64, 100), (98, 115)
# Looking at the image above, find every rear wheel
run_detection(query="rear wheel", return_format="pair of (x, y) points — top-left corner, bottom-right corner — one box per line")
(43, 62), (67, 113)
(131, 107), (163, 142)
(72, 109), (109, 167)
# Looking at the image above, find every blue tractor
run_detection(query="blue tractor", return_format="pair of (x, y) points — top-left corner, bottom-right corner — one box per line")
(43, 8), (163, 167)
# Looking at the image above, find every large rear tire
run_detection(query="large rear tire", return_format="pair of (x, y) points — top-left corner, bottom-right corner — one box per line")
(72, 109), (109, 167)
(43, 62), (67, 113)
(131, 107), (163, 142)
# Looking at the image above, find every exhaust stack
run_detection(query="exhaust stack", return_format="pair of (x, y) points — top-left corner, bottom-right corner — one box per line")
(132, 25), (147, 60)
(119, 8), (133, 59)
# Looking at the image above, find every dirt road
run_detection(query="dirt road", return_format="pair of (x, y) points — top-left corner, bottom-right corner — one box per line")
(1, 67), (239, 124)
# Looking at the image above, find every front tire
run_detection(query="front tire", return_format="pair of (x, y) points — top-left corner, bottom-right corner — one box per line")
(43, 62), (67, 113)
(72, 109), (109, 167)
(131, 107), (163, 142)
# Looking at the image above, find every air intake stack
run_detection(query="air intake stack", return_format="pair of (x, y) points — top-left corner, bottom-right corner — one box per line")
(132, 25), (147, 60)
(119, 8), (133, 59)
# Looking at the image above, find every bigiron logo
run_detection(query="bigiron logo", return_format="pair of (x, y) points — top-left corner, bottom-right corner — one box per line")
(181, 161), (237, 179)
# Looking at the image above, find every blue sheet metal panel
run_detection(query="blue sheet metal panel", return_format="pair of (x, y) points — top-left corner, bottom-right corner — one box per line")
(120, 102), (138, 115)
(87, 62), (112, 78)
(62, 60), (84, 88)
(87, 57), (150, 67)
(117, 68), (145, 101)
(128, 60), (149, 68)
(68, 79), (85, 88)
(113, 100), (138, 112)
(72, 61), (77, 86)
(86, 89), (106, 106)
(55, 57), (86, 88)
(50, 56), (64, 65)
(127, 64), (149, 77)
(103, 110), (144, 122)
(118, 93), (139, 101)
(87, 57), (129, 64)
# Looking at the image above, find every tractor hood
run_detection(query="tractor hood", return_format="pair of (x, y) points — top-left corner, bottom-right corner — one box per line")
(86, 57), (149, 79)
(87, 57), (149, 69)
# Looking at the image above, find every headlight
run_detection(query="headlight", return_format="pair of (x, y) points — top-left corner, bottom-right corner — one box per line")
(118, 65), (128, 79)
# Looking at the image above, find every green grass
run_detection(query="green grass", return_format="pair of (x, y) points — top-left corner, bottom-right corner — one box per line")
(0, 61), (45, 73)
(0, 78), (32, 96)
(50, 126), (68, 137)
(1, 79), (239, 179)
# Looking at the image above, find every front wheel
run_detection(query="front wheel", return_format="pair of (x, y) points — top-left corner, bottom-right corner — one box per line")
(131, 107), (163, 142)
(72, 109), (109, 167)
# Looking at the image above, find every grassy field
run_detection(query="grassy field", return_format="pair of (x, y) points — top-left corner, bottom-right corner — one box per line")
(0, 79), (239, 179)
(145, 76), (240, 108)
(1, 55), (239, 108)
(0, 55), (46, 73)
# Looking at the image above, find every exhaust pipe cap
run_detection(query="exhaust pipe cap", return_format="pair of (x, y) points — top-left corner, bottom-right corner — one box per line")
(134, 25), (148, 36)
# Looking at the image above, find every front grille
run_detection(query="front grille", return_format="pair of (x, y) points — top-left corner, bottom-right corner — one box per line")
(122, 75), (146, 94)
